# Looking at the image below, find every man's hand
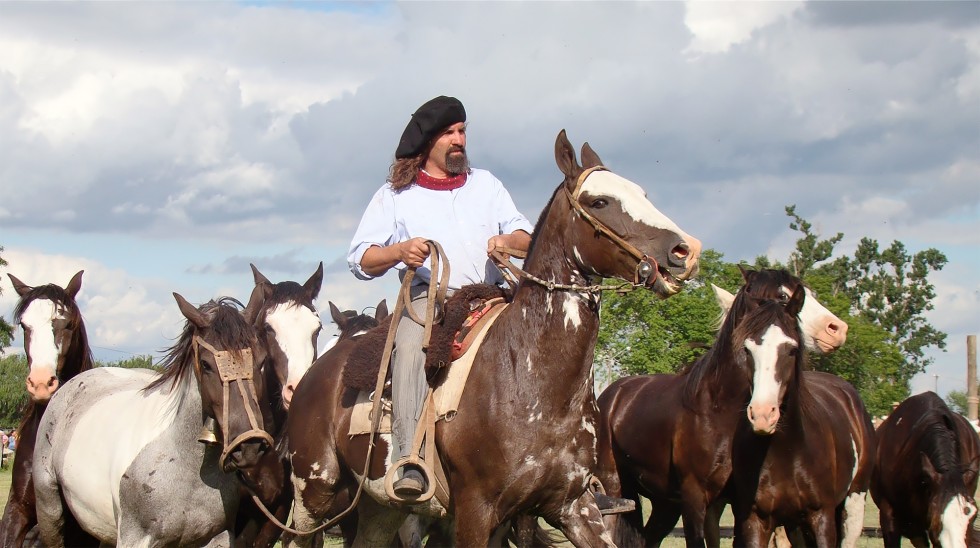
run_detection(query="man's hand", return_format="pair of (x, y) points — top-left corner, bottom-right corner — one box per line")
(399, 237), (431, 268)
(487, 231), (531, 257)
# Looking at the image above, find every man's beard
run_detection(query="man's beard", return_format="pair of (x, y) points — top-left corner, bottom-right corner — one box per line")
(445, 147), (469, 175)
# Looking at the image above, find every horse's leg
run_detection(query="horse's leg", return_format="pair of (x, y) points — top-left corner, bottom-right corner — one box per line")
(839, 492), (866, 548)
(32, 460), (66, 548)
(876, 500), (901, 548)
(552, 490), (615, 547)
(736, 511), (774, 548)
(679, 482), (709, 547)
(643, 500), (680, 547)
(0, 447), (38, 548)
(703, 499), (726, 548)
(802, 510), (837, 548)
(350, 497), (405, 548)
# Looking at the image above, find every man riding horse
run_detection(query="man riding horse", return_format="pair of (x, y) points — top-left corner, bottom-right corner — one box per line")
(346, 95), (630, 512)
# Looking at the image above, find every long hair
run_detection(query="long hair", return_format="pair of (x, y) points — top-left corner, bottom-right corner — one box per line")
(388, 155), (426, 191)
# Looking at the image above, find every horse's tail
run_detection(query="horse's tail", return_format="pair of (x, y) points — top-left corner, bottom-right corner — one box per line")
(506, 515), (564, 548)
(606, 500), (646, 548)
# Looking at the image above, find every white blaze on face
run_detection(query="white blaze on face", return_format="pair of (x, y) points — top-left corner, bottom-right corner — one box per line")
(940, 494), (977, 548)
(745, 324), (797, 432)
(581, 171), (693, 241)
(22, 299), (61, 375)
(266, 303), (321, 389)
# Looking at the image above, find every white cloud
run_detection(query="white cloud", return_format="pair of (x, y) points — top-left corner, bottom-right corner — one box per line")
(683, 1), (803, 55)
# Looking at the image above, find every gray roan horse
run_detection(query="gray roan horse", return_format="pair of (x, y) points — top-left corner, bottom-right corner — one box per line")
(0, 271), (94, 547)
(33, 290), (274, 547)
(284, 130), (702, 546)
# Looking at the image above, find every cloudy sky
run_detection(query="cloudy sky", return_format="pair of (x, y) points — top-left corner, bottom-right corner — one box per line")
(1, 1), (977, 397)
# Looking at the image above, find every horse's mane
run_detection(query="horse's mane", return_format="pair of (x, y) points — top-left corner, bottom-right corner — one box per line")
(681, 283), (757, 409)
(338, 312), (380, 341)
(146, 297), (253, 392)
(264, 281), (315, 311)
(913, 397), (962, 475)
(524, 182), (565, 260)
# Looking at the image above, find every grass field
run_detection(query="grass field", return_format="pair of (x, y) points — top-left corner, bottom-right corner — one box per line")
(0, 461), (887, 546)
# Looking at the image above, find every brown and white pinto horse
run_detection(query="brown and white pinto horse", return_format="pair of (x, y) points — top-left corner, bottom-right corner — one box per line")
(236, 263), (324, 547)
(0, 271), (94, 547)
(872, 392), (980, 548)
(595, 268), (862, 547)
(730, 287), (873, 548)
(284, 130), (701, 547)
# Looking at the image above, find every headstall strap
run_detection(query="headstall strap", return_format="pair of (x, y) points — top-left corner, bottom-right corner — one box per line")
(192, 335), (272, 469)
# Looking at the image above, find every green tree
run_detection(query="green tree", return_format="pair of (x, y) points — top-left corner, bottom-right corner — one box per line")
(96, 355), (159, 371)
(0, 354), (28, 428)
(831, 238), (947, 373)
(597, 249), (741, 379)
(946, 390), (968, 415)
(0, 246), (14, 352)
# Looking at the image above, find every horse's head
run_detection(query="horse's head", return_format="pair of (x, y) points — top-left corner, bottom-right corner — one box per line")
(174, 288), (273, 472)
(922, 422), (980, 548)
(249, 263), (324, 411)
(732, 285), (804, 434)
(9, 271), (91, 402)
(329, 299), (388, 341)
(712, 267), (848, 354)
(552, 130), (701, 297)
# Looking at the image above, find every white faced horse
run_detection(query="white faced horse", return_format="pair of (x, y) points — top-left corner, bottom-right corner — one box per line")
(33, 291), (274, 547)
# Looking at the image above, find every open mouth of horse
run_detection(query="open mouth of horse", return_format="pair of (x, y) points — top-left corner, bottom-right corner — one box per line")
(648, 264), (683, 296)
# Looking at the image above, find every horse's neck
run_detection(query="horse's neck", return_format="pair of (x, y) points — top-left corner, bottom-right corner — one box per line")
(505, 214), (602, 392)
(64, 322), (94, 379)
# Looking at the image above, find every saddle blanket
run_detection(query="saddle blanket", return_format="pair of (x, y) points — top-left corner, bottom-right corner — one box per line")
(348, 302), (508, 436)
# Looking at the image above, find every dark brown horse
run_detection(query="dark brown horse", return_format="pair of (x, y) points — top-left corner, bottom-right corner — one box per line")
(595, 268), (865, 547)
(872, 391), (980, 548)
(235, 263), (325, 547)
(284, 129), (702, 546)
(729, 288), (873, 548)
(0, 271), (94, 547)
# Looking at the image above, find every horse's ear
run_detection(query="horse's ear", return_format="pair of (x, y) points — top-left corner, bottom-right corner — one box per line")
(964, 454), (980, 487)
(712, 284), (735, 315)
(8, 274), (32, 297)
(554, 129), (581, 184)
(785, 284), (805, 318)
(738, 264), (755, 283)
(174, 293), (209, 329)
(375, 299), (389, 321)
(243, 283), (265, 325)
(329, 302), (347, 329)
(304, 262), (324, 301)
(581, 142), (603, 169)
(65, 271), (84, 299)
(250, 263), (271, 286)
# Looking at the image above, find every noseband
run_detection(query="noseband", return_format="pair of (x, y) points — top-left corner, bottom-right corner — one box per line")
(564, 166), (660, 286)
(192, 336), (274, 469)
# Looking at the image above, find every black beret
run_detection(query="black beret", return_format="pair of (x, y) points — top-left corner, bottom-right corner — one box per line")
(395, 96), (466, 159)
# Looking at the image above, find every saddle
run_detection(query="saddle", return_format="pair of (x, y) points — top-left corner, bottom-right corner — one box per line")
(342, 284), (507, 393)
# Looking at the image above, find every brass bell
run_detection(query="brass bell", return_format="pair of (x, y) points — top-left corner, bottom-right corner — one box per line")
(197, 416), (220, 445)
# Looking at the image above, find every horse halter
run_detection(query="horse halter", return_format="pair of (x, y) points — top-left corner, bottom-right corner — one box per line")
(192, 335), (274, 470)
(563, 166), (660, 286)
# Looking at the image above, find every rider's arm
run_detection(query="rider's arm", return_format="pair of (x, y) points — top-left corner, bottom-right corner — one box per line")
(359, 238), (431, 277)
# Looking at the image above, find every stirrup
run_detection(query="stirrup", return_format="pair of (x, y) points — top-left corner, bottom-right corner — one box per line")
(384, 458), (436, 504)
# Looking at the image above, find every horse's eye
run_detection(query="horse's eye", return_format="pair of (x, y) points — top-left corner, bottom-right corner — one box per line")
(591, 198), (608, 209)
(788, 347), (798, 357)
(265, 325), (275, 334)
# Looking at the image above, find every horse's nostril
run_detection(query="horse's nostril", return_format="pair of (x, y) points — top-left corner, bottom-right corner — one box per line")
(669, 243), (690, 267)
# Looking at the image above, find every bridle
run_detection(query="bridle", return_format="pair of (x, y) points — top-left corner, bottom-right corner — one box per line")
(491, 166), (661, 294)
(192, 335), (274, 470)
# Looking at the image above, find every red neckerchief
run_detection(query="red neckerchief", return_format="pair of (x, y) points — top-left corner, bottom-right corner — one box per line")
(416, 170), (467, 191)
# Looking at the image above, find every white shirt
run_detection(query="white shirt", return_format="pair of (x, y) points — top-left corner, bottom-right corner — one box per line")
(348, 169), (533, 289)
